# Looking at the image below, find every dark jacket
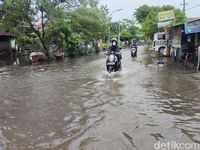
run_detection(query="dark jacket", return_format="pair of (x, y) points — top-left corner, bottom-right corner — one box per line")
(108, 45), (121, 60)
(109, 45), (119, 53)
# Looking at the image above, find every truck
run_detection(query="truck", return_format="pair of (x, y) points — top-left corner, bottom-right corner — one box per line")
(151, 32), (168, 56)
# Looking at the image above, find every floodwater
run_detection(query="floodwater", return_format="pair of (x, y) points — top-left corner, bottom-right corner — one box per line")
(0, 47), (200, 150)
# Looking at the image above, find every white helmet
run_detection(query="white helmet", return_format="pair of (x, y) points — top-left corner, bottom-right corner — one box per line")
(111, 38), (118, 45)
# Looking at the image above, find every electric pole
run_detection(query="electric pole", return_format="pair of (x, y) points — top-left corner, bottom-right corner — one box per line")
(181, 0), (188, 13)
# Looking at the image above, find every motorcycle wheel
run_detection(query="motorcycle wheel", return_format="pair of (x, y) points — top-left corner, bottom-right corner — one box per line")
(107, 65), (113, 73)
(131, 52), (134, 57)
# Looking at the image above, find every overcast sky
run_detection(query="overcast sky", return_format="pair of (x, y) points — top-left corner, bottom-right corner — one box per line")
(98, 0), (200, 21)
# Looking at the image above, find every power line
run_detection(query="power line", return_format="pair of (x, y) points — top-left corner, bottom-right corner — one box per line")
(186, 3), (200, 11)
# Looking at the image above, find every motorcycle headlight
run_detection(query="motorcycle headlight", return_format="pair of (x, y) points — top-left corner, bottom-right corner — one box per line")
(108, 54), (115, 62)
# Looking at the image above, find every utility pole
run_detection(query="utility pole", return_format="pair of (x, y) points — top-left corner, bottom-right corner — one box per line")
(181, 0), (188, 13)
(118, 21), (121, 47)
(183, 0), (186, 12)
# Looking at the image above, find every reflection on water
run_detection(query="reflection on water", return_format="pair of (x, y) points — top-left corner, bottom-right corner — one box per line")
(0, 47), (200, 149)
(0, 55), (30, 68)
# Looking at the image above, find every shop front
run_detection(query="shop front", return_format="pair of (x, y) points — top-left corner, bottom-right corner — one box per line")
(166, 19), (200, 68)
(166, 24), (184, 61)
(184, 19), (200, 68)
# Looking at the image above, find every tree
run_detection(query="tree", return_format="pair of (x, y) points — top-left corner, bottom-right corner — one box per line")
(141, 10), (158, 39)
(134, 5), (156, 24)
(109, 22), (119, 38)
(120, 19), (138, 41)
(69, 6), (107, 53)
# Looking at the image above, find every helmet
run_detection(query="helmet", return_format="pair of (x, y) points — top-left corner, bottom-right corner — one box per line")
(111, 38), (118, 46)
(111, 38), (118, 43)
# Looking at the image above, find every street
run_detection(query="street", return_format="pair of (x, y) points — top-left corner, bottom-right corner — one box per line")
(0, 46), (200, 150)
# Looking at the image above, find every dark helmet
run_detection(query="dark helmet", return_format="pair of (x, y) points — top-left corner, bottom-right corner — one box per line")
(111, 38), (118, 45)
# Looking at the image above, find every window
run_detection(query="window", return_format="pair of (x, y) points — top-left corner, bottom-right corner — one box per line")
(158, 34), (166, 40)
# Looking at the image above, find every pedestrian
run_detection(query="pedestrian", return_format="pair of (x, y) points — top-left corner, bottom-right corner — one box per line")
(181, 39), (194, 65)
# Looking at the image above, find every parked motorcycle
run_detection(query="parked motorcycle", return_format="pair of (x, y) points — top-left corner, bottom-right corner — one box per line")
(105, 51), (122, 73)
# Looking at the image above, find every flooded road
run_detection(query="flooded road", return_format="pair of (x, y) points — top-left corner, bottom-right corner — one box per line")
(0, 46), (200, 150)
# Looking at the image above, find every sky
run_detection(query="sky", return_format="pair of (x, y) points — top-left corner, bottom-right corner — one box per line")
(98, 0), (200, 22)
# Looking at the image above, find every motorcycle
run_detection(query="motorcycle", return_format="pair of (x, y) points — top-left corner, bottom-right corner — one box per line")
(105, 51), (122, 73)
(131, 46), (137, 57)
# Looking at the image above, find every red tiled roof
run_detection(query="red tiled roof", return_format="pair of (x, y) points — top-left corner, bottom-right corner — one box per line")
(0, 31), (15, 37)
(188, 17), (200, 22)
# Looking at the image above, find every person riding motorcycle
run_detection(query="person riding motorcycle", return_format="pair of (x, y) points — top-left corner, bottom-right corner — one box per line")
(131, 39), (138, 50)
(108, 38), (122, 61)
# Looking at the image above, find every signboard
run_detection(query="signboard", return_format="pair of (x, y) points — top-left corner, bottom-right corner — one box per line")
(185, 19), (200, 34)
(136, 34), (143, 38)
(158, 10), (175, 22)
(158, 20), (174, 28)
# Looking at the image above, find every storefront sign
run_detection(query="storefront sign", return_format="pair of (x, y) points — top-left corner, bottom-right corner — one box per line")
(158, 10), (175, 22)
(185, 19), (200, 34)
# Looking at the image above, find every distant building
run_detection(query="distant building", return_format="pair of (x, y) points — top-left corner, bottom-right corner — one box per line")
(0, 31), (15, 57)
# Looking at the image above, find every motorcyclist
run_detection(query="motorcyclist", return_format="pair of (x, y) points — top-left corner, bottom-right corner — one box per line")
(131, 39), (138, 50)
(108, 38), (122, 61)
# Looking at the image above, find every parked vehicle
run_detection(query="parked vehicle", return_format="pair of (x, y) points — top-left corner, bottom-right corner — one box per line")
(151, 32), (168, 56)
(30, 52), (45, 64)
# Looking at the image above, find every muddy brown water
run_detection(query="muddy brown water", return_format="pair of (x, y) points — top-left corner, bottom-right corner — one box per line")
(0, 47), (200, 150)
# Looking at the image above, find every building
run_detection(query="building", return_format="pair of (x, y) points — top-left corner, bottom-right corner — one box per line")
(166, 19), (200, 66)
(0, 31), (15, 57)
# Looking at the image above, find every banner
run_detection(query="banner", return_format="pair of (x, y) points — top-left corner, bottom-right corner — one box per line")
(172, 26), (182, 48)
(158, 10), (175, 22)
(185, 19), (200, 34)
(158, 20), (174, 28)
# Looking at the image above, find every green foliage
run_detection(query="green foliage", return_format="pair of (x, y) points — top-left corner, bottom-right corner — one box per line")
(134, 5), (154, 24)
(110, 22), (119, 38)
(17, 34), (42, 51)
(45, 23), (72, 49)
(141, 10), (159, 39)
(67, 33), (82, 56)
(69, 6), (107, 53)
(120, 19), (138, 41)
